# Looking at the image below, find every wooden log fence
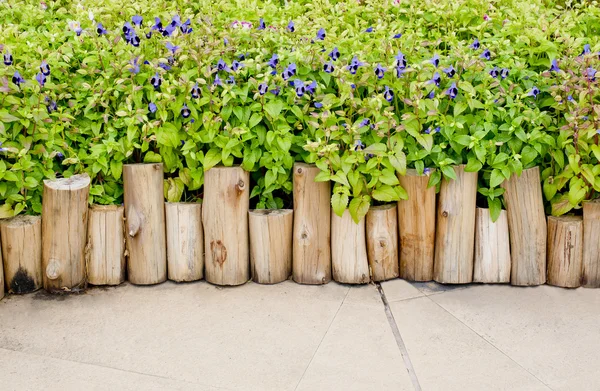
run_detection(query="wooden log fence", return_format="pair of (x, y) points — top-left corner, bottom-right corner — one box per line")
(2, 164), (600, 297)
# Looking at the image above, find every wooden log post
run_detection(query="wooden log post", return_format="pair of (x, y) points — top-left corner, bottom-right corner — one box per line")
(501, 167), (547, 286)
(547, 216), (583, 288)
(86, 205), (126, 286)
(203, 166), (250, 286)
(434, 165), (477, 284)
(123, 164), (167, 285)
(366, 205), (399, 282)
(293, 163), (331, 285)
(0, 215), (43, 293)
(0, 242), (4, 300)
(42, 174), (90, 292)
(583, 200), (600, 288)
(473, 208), (511, 283)
(332, 210), (369, 284)
(165, 202), (204, 282)
(249, 209), (293, 284)
(397, 169), (436, 281)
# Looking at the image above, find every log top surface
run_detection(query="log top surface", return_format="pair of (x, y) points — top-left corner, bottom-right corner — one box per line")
(90, 204), (124, 211)
(404, 168), (435, 176)
(0, 214), (41, 227)
(249, 209), (293, 216)
(548, 215), (582, 223)
(44, 174), (90, 190)
(370, 204), (397, 211)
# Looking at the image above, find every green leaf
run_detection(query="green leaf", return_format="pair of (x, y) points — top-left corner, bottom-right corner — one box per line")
(264, 100), (284, 119)
(203, 148), (222, 171)
(143, 151), (163, 163)
(372, 185), (399, 202)
(464, 157), (482, 172)
(110, 160), (123, 180)
(488, 197), (502, 222)
(441, 166), (457, 180)
(543, 178), (557, 201)
(489, 169), (505, 188)
(379, 169), (400, 186)
(348, 195), (370, 223)
(331, 192), (349, 217)
(314, 171), (331, 182)
(249, 113), (263, 128)
(389, 154), (406, 175)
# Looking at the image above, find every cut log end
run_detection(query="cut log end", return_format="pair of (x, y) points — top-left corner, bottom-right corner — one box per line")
(43, 174), (90, 191)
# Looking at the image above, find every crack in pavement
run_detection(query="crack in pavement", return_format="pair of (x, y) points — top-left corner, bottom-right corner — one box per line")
(376, 282), (422, 391)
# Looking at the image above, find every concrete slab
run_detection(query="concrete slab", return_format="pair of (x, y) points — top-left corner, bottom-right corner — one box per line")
(297, 300), (413, 391)
(0, 281), (348, 390)
(430, 284), (600, 391)
(389, 296), (548, 391)
(380, 279), (424, 302)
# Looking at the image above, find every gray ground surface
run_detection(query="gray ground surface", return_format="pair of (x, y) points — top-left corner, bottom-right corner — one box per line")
(0, 279), (598, 390)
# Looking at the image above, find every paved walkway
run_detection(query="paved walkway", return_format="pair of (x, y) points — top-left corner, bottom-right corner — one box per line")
(0, 279), (598, 390)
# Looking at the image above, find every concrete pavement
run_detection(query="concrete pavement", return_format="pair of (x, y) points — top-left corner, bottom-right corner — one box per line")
(0, 279), (598, 390)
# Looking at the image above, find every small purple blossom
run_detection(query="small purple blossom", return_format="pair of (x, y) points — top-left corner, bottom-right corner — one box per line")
(151, 17), (163, 32)
(527, 86), (540, 98)
(191, 83), (201, 99)
(132, 15), (143, 27)
(374, 64), (386, 79)
(443, 66), (455, 78)
(232, 60), (242, 71)
(585, 67), (597, 82)
(430, 54), (440, 67)
(12, 71), (24, 86)
(148, 102), (157, 113)
(581, 44), (591, 56)
(500, 68), (509, 79)
(267, 54), (279, 68)
(347, 56), (364, 74)
(470, 39), (480, 50)
(428, 72), (441, 87)
(40, 60), (51, 76)
(365, 27), (373, 33)
(446, 82), (458, 99)
(217, 59), (231, 72)
(480, 49), (491, 60)
(323, 61), (334, 73)
(214, 74), (222, 86)
(395, 51), (407, 69)
(354, 140), (365, 151)
(426, 90), (435, 99)
(47, 100), (57, 113)
(165, 42), (179, 54)
(314, 102), (323, 108)
(287, 21), (295, 32)
(293, 79), (305, 97)
(383, 86), (394, 102)
(129, 57), (140, 74)
(158, 63), (171, 71)
(180, 19), (192, 34)
(35, 72), (46, 87)
(489, 67), (499, 78)
(258, 83), (268, 95)
(305, 80), (317, 94)
(258, 18), (266, 30)
(3, 51), (13, 66)
(549, 59), (560, 72)
(329, 47), (340, 61)
(181, 104), (191, 118)
(316, 28), (325, 40)
(393, 33), (402, 39)
(150, 72), (162, 90)
(96, 23), (107, 36)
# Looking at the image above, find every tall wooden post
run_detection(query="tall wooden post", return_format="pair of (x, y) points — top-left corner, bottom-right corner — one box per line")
(547, 216), (583, 288)
(166, 202), (204, 282)
(397, 169), (436, 281)
(86, 205), (126, 286)
(249, 209), (293, 284)
(293, 163), (331, 285)
(332, 210), (369, 284)
(473, 208), (511, 283)
(366, 204), (399, 282)
(0, 215), (43, 293)
(583, 200), (600, 288)
(501, 167), (547, 286)
(434, 165), (477, 284)
(42, 174), (90, 292)
(123, 163), (167, 285)
(203, 166), (250, 286)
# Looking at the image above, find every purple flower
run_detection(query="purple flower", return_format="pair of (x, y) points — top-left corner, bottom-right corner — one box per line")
(258, 83), (268, 95)
(480, 49), (491, 60)
(329, 47), (340, 61)
(443, 65), (455, 78)
(148, 102), (157, 113)
(181, 104), (191, 118)
(287, 21), (295, 32)
(282, 63), (296, 80)
(350, 83), (356, 89)
(226, 75), (235, 85)
(383, 86), (394, 102)
(214, 74), (222, 86)
(316, 28), (325, 40)
(395, 66), (405, 78)
(430, 54), (440, 67)
(527, 86), (540, 98)
(314, 102), (323, 108)
(365, 27), (373, 33)
(293, 79), (305, 97)
(270, 86), (280, 96)
(96, 23), (107, 36)
(166, 42), (179, 54)
(170, 15), (181, 28)
(549, 59), (560, 72)
(395, 51), (407, 69)
(426, 90), (435, 99)
(129, 57), (140, 74)
(180, 19), (192, 34)
(132, 15), (143, 27)
(224, 38), (228, 46)
(56, 152), (64, 160)
(35, 72), (46, 87)
(267, 54), (279, 68)
(40, 60), (51, 76)
(428, 72), (441, 87)
(434, 126), (441, 133)
(3, 51), (13, 66)
(123, 22), (133, 36)
(146, 31), (153, 39)
(163, 23), (176, 37)
(354, 140), (365, 151)
(232, 60), (242, 71)
(191, 83), (201, 99)
(567, 95), (574, 102)
(446, 82), (458, 99)
(424, 167), (431, 175)
(306, 80), (317, 94)
(347, 56), (364, 74)
(12, 71), (24, 86)
(500, 68), (509, 79)
(151, 17), (163, 32)
(489, 67), (499, 78)
(374, 64), (386, 79)
(585, 67), (597, 82)
(258, 18), (266, 30)
(470, 39), (480, 50)
(581, 44), (591, 56)
(424, 127), (432, 134)
(47, 100), (57, 113)
(360, 119), (370, 127)
(323, 61), (334, 73)
(217, 59), (231, 72)
(393, 33), (402, 39)
(158, 63), (171, 71)
(150, 72), (161, 90)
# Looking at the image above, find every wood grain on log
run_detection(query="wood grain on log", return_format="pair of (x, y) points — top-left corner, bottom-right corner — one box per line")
(166, 202), (204, 282)
(366, 204), (399, 282)
(332, 210), (369, 284)
(1, 215), (43, 293)
(547, 215), (583, 288)
(249, 209), (293, 284)
(473, 208), (511, 283)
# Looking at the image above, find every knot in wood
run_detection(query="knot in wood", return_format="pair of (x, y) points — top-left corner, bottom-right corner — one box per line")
(442, 211), (449, 217)
(296, 167), (303, 174)
(301, 232), (308, 239)
(237, 179), (245, 190)
(46, 260), (61, 280)
(379, 240), (387, 248)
